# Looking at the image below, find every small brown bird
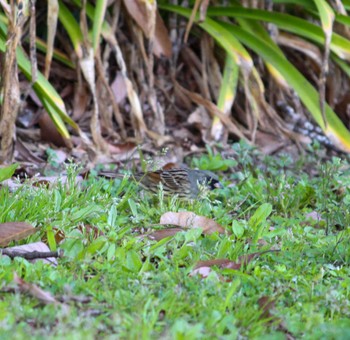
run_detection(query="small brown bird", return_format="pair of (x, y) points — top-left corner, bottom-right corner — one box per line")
(101, 168), (222, 198)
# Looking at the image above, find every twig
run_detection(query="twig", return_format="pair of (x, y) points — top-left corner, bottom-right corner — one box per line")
(0, 249), (61, 260)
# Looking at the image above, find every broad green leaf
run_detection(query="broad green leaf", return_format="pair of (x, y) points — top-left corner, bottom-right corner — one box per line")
(58, 0), (84, 56)
(69, 205), (102, 222)
(249, 203), (273, 228)
(92, 0), (108, 52)
(313, 0), (334, 35)
(46, 226), (57, 251)
(125, 250), (143, 272)
(0, 164), (18, 182)
(232, 220), (245, 238)
(161, 4), (350, 151)
(219, 22), (350, 151)
(206, 6), (350, 60)
(86, 237), (106, 255)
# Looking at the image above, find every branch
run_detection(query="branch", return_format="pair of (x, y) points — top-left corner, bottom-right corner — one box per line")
(0, 249), (62, 260)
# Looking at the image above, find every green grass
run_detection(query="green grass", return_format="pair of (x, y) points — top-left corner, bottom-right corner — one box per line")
(1, 144), (350, 339)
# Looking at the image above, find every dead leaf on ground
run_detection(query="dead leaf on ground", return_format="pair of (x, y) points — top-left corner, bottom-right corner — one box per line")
(258, 296), (294, 337)
(258, 296), (277, 320)
(29, 175), (83, 188)
(160, 212), (225, 234)
(254, 131), (287, 154)
(107, 142), (137, 157)
(191, 250), (279, 278)
(188, 107), (212, 142)
(42, 224), (103, 246)
(0, 222), (37, 247)
(12, 273), (68, 314)
(147, 227), (184, 241)
(16, 139), (45, 164)
(78, 224), (105, 239)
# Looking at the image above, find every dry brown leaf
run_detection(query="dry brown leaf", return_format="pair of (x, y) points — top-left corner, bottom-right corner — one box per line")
(107, 142), (136, 156)
(0, 222), (37, 247)
(277, 33), (322, 68)
(15, 139), (44, 164)
(160, 212), (225, 234)
(72, 82), (90, 121)
(78, 224), (105, 239)
(111, 72), (128, 104)
(14, 273), (58, 304)
(258, 296), (292, 337)
(196, 259), (238, 269)
(190, 266), (212, 278)
(42, 227), (65, 245)
(254, 130), (286, 154)
(39, 112), (71, 148)
(175, 82), (247, 141)
(188, 107), (212, 142)
(123, 0), (172, 58)
(191, 250), (279, 278)
(148, 227), (184, 241)
(258, 296), (276, 320)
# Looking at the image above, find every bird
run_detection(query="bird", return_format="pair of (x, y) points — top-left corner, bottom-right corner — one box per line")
(100, 168), (222, 198)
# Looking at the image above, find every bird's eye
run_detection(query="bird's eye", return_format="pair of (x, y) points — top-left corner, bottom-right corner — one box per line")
(207, 177), (222, 190)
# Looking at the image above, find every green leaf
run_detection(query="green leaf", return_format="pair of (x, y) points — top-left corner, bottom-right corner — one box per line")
(46, 226), (57, 251)
(86, 237), (106, 255)
(232, 220), (245, 238)
(249, 203), (273, 228)
(0, 164), (18, 182)
(125, 250), (142, 272)
(206, 6), (350, 60)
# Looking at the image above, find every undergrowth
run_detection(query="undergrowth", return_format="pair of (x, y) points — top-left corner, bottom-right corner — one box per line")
(1, 144), (350, 339)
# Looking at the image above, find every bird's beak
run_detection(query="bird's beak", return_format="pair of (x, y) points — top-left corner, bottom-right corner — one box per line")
(214, 181), (223, 189)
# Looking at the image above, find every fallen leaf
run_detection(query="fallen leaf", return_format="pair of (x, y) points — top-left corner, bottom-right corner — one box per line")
(42, 227), (65, 245)
(78, 224), (105, 239)
(191, 250), (279, 278)
(107, 142), (137, 156)
(13, 273), (59, 304)
(0, 222), (37, 247)
(190, 266), (212, 278)
(160, 212), (225, 234)
(15, 139), (44, 164)
(147, 227), (184, 241)
(258, 296), (276, 320)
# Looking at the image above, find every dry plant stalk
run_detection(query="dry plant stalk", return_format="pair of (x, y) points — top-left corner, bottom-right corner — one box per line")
(0, 0), (25, 162)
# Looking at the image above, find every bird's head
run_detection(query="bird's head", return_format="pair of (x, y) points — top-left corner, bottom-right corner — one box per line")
(192, 170), (222, 190)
